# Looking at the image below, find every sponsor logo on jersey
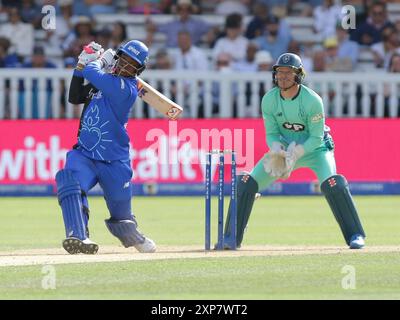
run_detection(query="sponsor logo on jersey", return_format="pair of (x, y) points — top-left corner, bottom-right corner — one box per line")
(311, 113), (323, 123)
(282, 122), (305, 132)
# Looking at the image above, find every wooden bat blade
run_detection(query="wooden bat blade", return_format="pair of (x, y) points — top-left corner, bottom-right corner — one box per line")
(137, 78), (183, 120)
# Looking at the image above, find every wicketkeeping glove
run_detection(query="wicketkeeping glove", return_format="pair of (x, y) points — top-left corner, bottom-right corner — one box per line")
(78, 41), (104, 66)
(263, 142), (291, 179)
(285, 142), (305, 172)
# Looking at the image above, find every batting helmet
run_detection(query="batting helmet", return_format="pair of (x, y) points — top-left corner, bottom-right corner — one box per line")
(115, 40), (149, 76)
(272, 53), (305, 85)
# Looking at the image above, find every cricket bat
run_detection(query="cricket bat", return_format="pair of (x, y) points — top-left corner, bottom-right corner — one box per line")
(137, 78), (183, 120)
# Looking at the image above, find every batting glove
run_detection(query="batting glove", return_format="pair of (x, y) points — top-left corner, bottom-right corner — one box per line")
(285, 142), (305, 172)
(77, 41), (104, 66)
(100, 48), (116, 71)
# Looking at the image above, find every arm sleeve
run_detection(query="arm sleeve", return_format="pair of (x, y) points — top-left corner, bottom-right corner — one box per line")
(303, 97), (325, 153)
(82, 60), (133, 103)
(262, 94), (281, 148)
(68, 69), (92, 104)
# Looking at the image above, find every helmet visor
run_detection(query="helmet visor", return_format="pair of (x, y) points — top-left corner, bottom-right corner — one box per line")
(114, 53), (144, 77)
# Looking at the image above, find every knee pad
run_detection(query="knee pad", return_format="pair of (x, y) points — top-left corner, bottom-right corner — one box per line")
(105, 199), (132, 221)
(237, 173), (259, 195)
(321, 174), (366, 245)
(56, 169), (86, 240)
(224, 173), (259, 248)
(56, 169), (81, 204)
(105, 218), (145, 248)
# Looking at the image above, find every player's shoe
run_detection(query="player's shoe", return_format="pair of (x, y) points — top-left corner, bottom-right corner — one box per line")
(212, 241), (240, 250)
(134, 237), (156, 253)
(62, 237), (99, 255)
(214, 235), (240, 250)
(222, 243), (240, 250)
(349, 234), (365, 249)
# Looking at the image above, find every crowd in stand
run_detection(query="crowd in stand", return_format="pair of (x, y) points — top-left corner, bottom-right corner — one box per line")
(1, 0), (400, 72)
(1, 0), (400, 118)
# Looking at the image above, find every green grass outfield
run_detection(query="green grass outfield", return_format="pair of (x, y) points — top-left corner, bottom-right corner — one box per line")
(0, 195), (399, 299)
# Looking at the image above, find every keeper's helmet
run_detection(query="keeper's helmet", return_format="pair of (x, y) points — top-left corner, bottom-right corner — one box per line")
(115, 40), (149, 76)
(272, 53), (305, 85)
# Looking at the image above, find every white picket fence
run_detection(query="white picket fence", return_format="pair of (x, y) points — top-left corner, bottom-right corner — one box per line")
(0, 69), (399, 119)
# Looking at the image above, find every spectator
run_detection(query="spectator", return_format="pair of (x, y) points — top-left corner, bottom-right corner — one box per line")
(246, 2), (292, 41)
(394, 19), (400, 35)
(96, 27), (112, 49)
(173, 31), (209, 118)
(255, 0), (294, 18)
(146, 49), (174, 118)
(128, 0), (172, 14)
(287, 0), (319, 17)
(109, 22), (128, 50)
(312, 50), (327, 72)
(211, 52), (239, 116)
(349, 0), (375, 26)
(384, 53), (400, 117)
(232, 42), (259, 72)
(335, 23), (360, 69)
(350, 1), (394, 46)
(174, 30), (209, 70)
(22, 45), (56, 73)
(0, 7), (34, 58)
(212, 13), (249, 63)
(63, 57), (76, 69)
(246, 2), (270, 39)
(255, 50), (273, 115)
(371, 25), (400, 69)
(45, 0), (74, 55)
(151, 49), (174, 70)
(19, 46), (57, 119)
(62, 16), (96, 58)
(146, 0), (210, 48)
(84, 0), (116, 15)
(72, 0), (91, 16)
(214, 0), (250, 16)
(322, 37), (353, 72)
(254, 50), (273, 71)
(20, 0), (41, 27)
(313, 0), (343, 39)
(388, 53), (400, 73)
(254, 15), (291, 61)
(0, 0), (22, 9)
(0, 37), (19, 68)
(55, 0), (75, 42)
(287, 40), (313, 73)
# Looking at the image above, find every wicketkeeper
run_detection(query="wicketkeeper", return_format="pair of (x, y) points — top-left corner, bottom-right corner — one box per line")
(223, 53), (366, 249)
(56, 40), (156, 254)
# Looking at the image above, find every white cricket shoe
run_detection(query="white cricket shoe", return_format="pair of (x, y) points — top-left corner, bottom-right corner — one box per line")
(134, 237), (156, 253)
(349, 234), (365, 249)
(62, 237), (99, 255)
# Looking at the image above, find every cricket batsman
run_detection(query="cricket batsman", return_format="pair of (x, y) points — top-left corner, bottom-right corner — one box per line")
(55, 40), (156, 254)
(223, 53), (366, 250)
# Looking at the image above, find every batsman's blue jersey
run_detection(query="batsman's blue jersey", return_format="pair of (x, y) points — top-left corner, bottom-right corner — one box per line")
(74, 61), (138, 161)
